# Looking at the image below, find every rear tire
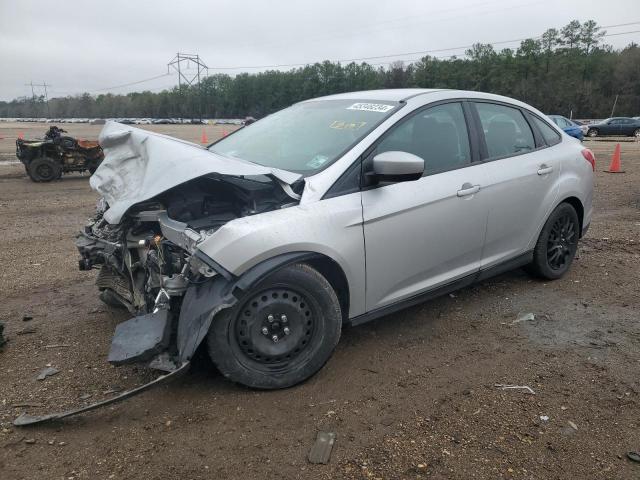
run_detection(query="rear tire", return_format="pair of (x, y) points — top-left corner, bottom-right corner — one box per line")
(528, 203), (579, 280)
(28, 157), (61, 182)
(587, 128), (598, 137)
(633, 128), (640, 138)
(207, 263), (341, 389)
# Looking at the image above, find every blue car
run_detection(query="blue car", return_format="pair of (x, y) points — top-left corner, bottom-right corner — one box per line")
(548, 115), (584, 141)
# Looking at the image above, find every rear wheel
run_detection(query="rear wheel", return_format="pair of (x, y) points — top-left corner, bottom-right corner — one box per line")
(528, 203), (579, 280)
(207, 263), (341, 389)
(633, 128), (640, 138)
(28, 157), (61, 182)
(587, 128), (598, 137)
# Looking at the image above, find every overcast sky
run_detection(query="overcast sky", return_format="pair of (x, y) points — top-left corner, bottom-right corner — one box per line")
(0, 0), (638, 101)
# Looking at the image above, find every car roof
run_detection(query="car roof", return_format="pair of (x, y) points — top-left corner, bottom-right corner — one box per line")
(303, 89), (545, 113)
(305, 88), (442, 102)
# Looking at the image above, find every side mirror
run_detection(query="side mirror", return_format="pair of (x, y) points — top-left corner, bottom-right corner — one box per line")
(370, 151), (424, 184)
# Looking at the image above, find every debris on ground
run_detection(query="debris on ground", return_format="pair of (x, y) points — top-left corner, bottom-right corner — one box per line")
(495, 384), (536, 395)
(36, 366), (60, 381)
(22, 314), (33, 321)
(0, 321), (6, 347)
(308, 431), (337, 464)
(511, 312), (535, 325)
(540, 415), (550, 422)
(16, 327), (37, 335)
(627, 452), (640, 463)
(11, 402), (44, 408)
(561, 421), (579, 436)
(103, 387), (123, 395)
(44, 344), (71, 349)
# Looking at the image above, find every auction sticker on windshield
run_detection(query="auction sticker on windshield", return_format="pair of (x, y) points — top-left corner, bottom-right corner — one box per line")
(347, 103), (395, 113)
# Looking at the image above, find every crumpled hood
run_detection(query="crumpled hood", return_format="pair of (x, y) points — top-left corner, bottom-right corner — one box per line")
(91, 121), (302, 224)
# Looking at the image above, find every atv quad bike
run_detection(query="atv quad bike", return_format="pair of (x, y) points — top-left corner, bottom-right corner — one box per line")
(16, 126), (104, 182)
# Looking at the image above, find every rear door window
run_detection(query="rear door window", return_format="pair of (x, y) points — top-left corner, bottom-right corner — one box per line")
(475, 103), (535, 159)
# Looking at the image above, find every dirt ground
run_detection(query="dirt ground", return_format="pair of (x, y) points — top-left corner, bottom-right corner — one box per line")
(0, 122), (639, 480)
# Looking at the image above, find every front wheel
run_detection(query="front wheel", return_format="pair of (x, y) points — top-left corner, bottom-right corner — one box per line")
(28, 157), (61, 182)
(587, 128), (598, 138)
(207, 263), (342, 389)
(528, 203), (580, 280)
(633, 128), (640, 138)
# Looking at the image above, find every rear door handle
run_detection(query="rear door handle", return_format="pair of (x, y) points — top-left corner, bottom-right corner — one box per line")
(537, 165), (554, 175)
(457, 183), (480, 197)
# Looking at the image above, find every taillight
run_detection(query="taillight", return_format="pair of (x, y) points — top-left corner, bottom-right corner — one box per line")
(581, 149), (596, 171)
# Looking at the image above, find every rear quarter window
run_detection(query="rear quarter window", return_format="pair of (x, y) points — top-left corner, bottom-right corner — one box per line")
(531, 116), (562, 146)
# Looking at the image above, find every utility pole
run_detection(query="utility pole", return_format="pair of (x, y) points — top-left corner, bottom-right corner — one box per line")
(167, 53), (209, 120)
(610, 94), (619, 118)
(24, 81), (51, 118)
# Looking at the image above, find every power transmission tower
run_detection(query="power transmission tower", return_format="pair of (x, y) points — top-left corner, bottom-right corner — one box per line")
(24, 81), (51, 118)
(167, 53), (209, 120)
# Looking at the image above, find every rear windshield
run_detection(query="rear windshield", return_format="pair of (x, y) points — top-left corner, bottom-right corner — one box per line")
(209, 99), (400, 174)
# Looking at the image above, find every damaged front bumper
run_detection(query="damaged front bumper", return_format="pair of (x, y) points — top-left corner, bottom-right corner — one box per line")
(76, 207), (231, 366)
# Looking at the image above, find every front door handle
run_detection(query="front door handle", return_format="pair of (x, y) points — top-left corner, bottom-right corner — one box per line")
(457, 183), (480, 197)
(537, 164), (554, 175)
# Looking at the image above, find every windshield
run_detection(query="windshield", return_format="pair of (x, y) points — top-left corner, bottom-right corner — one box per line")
(209, 99), (400, 174)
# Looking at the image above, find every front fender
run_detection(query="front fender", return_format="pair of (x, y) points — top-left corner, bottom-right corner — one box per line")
(196, 193), (366, 317)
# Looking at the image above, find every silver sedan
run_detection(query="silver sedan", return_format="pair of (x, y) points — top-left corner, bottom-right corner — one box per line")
(80, 89), (594, 390)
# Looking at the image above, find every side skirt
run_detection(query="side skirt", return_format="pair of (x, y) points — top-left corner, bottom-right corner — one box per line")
(348, 251), (533, 327)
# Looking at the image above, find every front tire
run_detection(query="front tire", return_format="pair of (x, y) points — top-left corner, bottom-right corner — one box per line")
(633, 128), (640, 138)
(28, 157), (61, 182)
(207, 263), (342, 389)
(587, 128), (598, 138)
(528, 203), (580, 280)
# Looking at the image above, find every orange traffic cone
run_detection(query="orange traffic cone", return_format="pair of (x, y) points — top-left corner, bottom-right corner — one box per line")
(200, 130), (208, 144)
(605, 143), (624, 173)
(18, 132), (24, 139)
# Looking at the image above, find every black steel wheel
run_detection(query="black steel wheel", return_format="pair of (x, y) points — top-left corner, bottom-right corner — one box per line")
(528, 202), (580, 280)
(207, 263), (341, 389)
(234, 287), (318, 365)
(28, 157), (61, 182)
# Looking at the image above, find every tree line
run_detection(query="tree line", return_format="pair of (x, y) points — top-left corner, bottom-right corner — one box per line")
(2, 20), (639, 120)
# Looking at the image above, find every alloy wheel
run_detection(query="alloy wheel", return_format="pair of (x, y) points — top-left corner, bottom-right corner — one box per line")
(546, 213), (577, 271)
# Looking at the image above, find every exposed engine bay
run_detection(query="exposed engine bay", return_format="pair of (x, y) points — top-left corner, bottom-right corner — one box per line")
(77, 174), (296, 315)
